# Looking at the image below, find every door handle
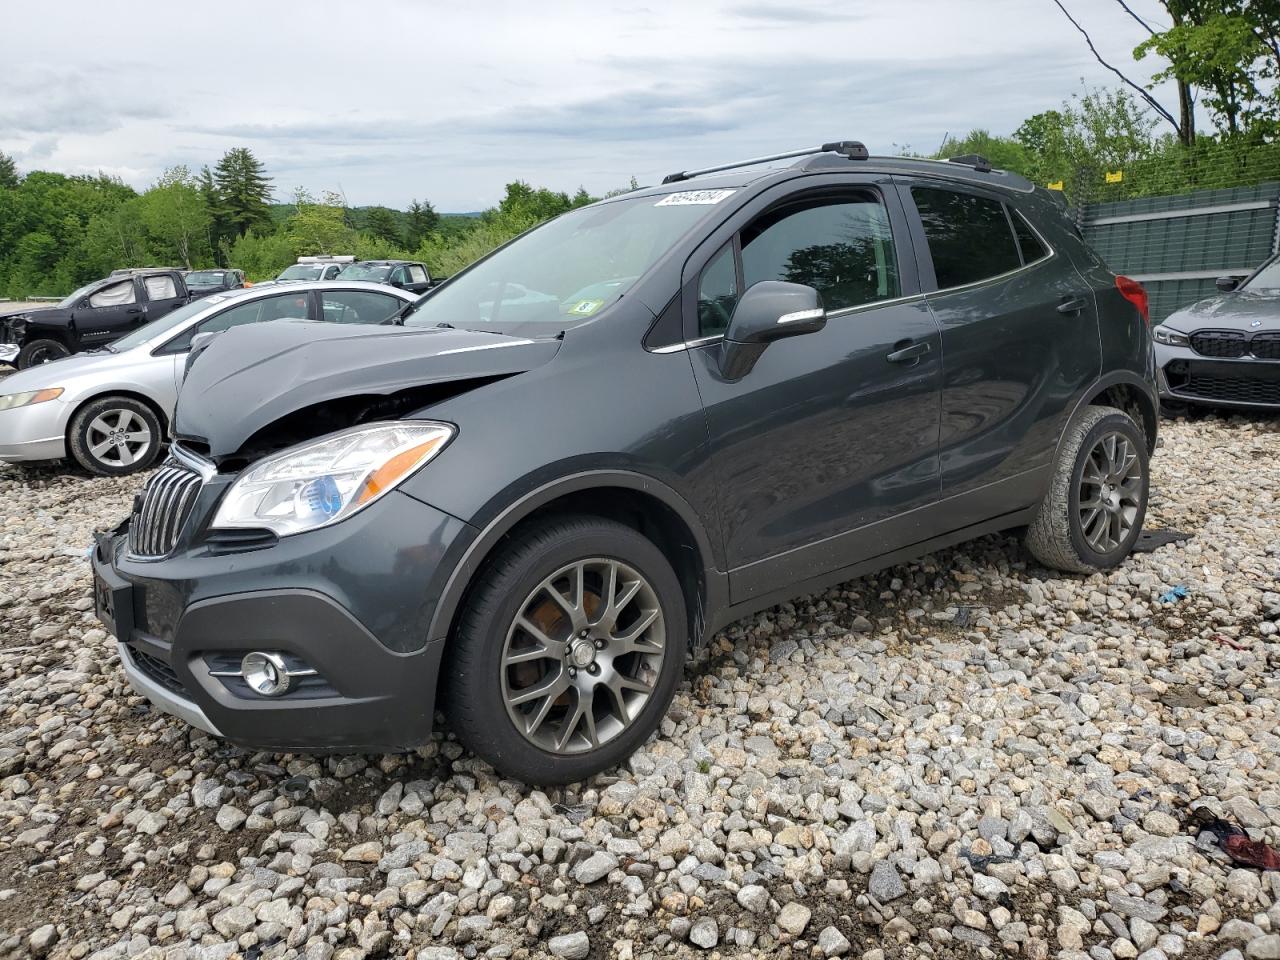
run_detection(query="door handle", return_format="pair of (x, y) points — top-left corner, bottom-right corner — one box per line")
(886, 340), (930, 364)
(125, 307), (143, 315)
(1057, 296), (1088, 315)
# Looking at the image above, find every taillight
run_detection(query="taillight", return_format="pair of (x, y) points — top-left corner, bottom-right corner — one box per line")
(1115, 276), (1149, 325)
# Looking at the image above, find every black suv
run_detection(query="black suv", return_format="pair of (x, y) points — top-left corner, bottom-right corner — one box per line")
(92, 143), (1157, 785)
(0, 268), (190, 367)
(337, 259), (437, 294)
(185, 268), (246, 297)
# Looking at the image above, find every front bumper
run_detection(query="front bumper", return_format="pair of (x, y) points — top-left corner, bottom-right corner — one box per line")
(1155, 341), (1280, 409)
(0, 399), (68, 463)
(92, 489), (475, 752)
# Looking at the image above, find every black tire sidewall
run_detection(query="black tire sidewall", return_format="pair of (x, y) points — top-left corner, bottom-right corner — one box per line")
(17, 339), (70, 369)
(1065, 414), (1149, 569)
(69, 397), (163, 476)
(451, 522), (687, 785)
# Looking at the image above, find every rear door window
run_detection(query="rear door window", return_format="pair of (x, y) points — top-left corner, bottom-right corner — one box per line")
(911, 187), (1022, 289)
(1010, 211), (1050, 266)
(143, 275), (178, 300)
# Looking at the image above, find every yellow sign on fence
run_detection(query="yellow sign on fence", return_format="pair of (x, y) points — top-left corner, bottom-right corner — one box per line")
(1106, 170), (1124, 184)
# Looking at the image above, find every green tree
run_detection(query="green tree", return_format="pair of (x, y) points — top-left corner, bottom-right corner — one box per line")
(213, 148), (273, 238)
(138, 166), (211, 268)
(287, 189), (356, 255)
(364, 206), (403, 246)
(932, 130), (1032, 175)
(0, 152), (17, 189)
(405, 198), (439, 247)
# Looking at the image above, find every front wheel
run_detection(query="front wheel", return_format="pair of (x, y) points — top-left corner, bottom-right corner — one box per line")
(445, 516), (687, 785)
(67, 396), (164, 476)
(17, 339), (70, 368)
(1025, 405), (1150, 574)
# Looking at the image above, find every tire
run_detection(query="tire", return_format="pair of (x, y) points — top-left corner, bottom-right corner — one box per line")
(1026, 405), (1149, 574)
(17, 339), (70, 368)
(445, 515), (687, 785)
(67, 396), (164, 476)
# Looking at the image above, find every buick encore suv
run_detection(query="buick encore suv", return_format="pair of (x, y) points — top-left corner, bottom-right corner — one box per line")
(92, 142), (1158, 785)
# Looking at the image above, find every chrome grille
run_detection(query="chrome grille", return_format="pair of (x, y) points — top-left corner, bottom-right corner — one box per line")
(128, 462), (203, 558)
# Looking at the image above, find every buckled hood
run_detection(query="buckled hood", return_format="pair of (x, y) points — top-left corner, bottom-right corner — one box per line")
(175, 320), (561, 456)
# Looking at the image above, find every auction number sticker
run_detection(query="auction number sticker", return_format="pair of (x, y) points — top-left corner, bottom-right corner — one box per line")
(655, 189), (736, 206)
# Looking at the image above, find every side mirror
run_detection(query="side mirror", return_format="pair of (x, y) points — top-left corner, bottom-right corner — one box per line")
(718, 281), (826, 380)
(1215, 276), (1240, 293)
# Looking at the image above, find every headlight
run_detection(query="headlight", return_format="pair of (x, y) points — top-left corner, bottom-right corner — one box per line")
(211, 421), (454, 536)
(0, 388), (64, 411)
(1153, 326), (1189, 346)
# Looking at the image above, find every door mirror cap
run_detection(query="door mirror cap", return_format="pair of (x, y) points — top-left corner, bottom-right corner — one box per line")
(1215, 276), (1241, 293)
(718, 281), (825, 380)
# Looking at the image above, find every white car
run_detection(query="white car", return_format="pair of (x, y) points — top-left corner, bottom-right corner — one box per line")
(0, 281), (417, 475)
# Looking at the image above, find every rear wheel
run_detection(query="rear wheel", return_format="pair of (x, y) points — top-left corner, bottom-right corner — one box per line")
(446, 516), (686, 785)
(1026, 405), (1149, 574)
(17, 339), (70, 368)
(67, 396), (164, 476)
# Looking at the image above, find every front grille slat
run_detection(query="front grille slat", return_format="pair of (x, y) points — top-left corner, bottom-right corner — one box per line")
(128, 462), (203, 558)
(1189, 328), (1280, 361)
(1252, 333), (1280, 360)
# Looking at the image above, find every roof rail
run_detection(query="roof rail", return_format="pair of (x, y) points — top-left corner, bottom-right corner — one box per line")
(662, 141), (869, 184)
(947, 154), (993, 173)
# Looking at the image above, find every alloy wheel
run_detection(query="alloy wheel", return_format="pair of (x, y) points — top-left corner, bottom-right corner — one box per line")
(501, 557), (666, 755)
(1078, 431), (1143, 553)
(86, 408), (153, 468)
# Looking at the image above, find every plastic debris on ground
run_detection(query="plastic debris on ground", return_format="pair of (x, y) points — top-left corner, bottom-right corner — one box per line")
(1188, 805), (1280, 871)
(1159, 585), (1190, 603)
(1131, 528), (1193, 553)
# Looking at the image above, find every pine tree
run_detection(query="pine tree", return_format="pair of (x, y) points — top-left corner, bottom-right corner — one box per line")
(405, 198), (440, 247)
(0, 152), (18, 189)
(212, 148), (273, 238)
(365, 206), (403, 247)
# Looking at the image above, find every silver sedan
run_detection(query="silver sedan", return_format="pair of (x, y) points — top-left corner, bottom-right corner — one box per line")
(0, 281), (417, 474)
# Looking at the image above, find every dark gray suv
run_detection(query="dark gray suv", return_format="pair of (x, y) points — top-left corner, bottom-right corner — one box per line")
(92, 142), (1157, 784)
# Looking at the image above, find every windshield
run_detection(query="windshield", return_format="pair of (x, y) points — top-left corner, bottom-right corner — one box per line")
(338, 264), (392, 282)
(1244, 257), (1280, 291)
(278, 264), (325, 280)
(187, 270), (227, 285)
(109, 295), (231, 352)
(58, 280), (102, 308)
(402, 193), (728, 336)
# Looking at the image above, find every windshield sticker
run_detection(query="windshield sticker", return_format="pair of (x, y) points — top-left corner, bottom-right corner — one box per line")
(655, 189), (736, 207)
(568, 299), (604, 316)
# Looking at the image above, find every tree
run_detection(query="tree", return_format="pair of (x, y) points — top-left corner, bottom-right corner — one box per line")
(138, 166), (211, 268)
(287, 189), (356, 254)
(212, 148), (273, 238)
(0, 152), (17, 189)
(932, 130), (1032, 175)
(405, 198), (439, 247)
(364, 206), (403, 246)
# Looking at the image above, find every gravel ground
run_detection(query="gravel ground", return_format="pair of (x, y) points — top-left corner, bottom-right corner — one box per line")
(0, 412), (1278, 960)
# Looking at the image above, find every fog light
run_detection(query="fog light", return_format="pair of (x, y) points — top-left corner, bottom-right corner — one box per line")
(241, 651), (291, 697)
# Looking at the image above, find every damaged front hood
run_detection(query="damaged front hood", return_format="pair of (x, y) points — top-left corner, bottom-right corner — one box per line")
(176, 320), (561, 456)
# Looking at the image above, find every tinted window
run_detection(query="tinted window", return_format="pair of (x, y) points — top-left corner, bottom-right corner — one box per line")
(1010, 211), (1050, 265)
(698, 244), (738, 337)
(88, 280), (136, 308)
(913, 188), (1021, 288)
(321, 290), (402, 324)
(741, 196), (901, 312)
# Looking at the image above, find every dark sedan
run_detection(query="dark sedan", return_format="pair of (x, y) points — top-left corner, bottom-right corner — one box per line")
(185, 269), (246, 297)
(1155, 254), (1280, 410)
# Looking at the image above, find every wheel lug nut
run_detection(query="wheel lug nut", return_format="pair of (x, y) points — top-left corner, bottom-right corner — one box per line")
(568, 667), (577, 678)
(579, 629), (588, 638)
(587, 664), (599, 675)
(595, 639), (606, 650)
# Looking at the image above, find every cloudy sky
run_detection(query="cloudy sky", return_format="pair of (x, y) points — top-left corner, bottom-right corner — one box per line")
(2, 0), (1187, 211)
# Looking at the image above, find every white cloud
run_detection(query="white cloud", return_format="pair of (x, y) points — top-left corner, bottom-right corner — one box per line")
(0, 0), (1186, 210)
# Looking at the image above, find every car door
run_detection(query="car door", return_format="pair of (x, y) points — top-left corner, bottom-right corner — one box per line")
(684, 179), (943, 603)
(896, 180), (1102, 523)
(73, 278), (145, 346)
(315, 288), (406, 325)
(141, 274), (186, 322)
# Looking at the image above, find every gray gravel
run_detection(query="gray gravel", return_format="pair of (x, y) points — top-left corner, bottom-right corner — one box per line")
(0, 412), (1278, 960)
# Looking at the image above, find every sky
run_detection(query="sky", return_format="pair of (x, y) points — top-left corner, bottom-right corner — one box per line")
(0, 0), (1191, 212)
